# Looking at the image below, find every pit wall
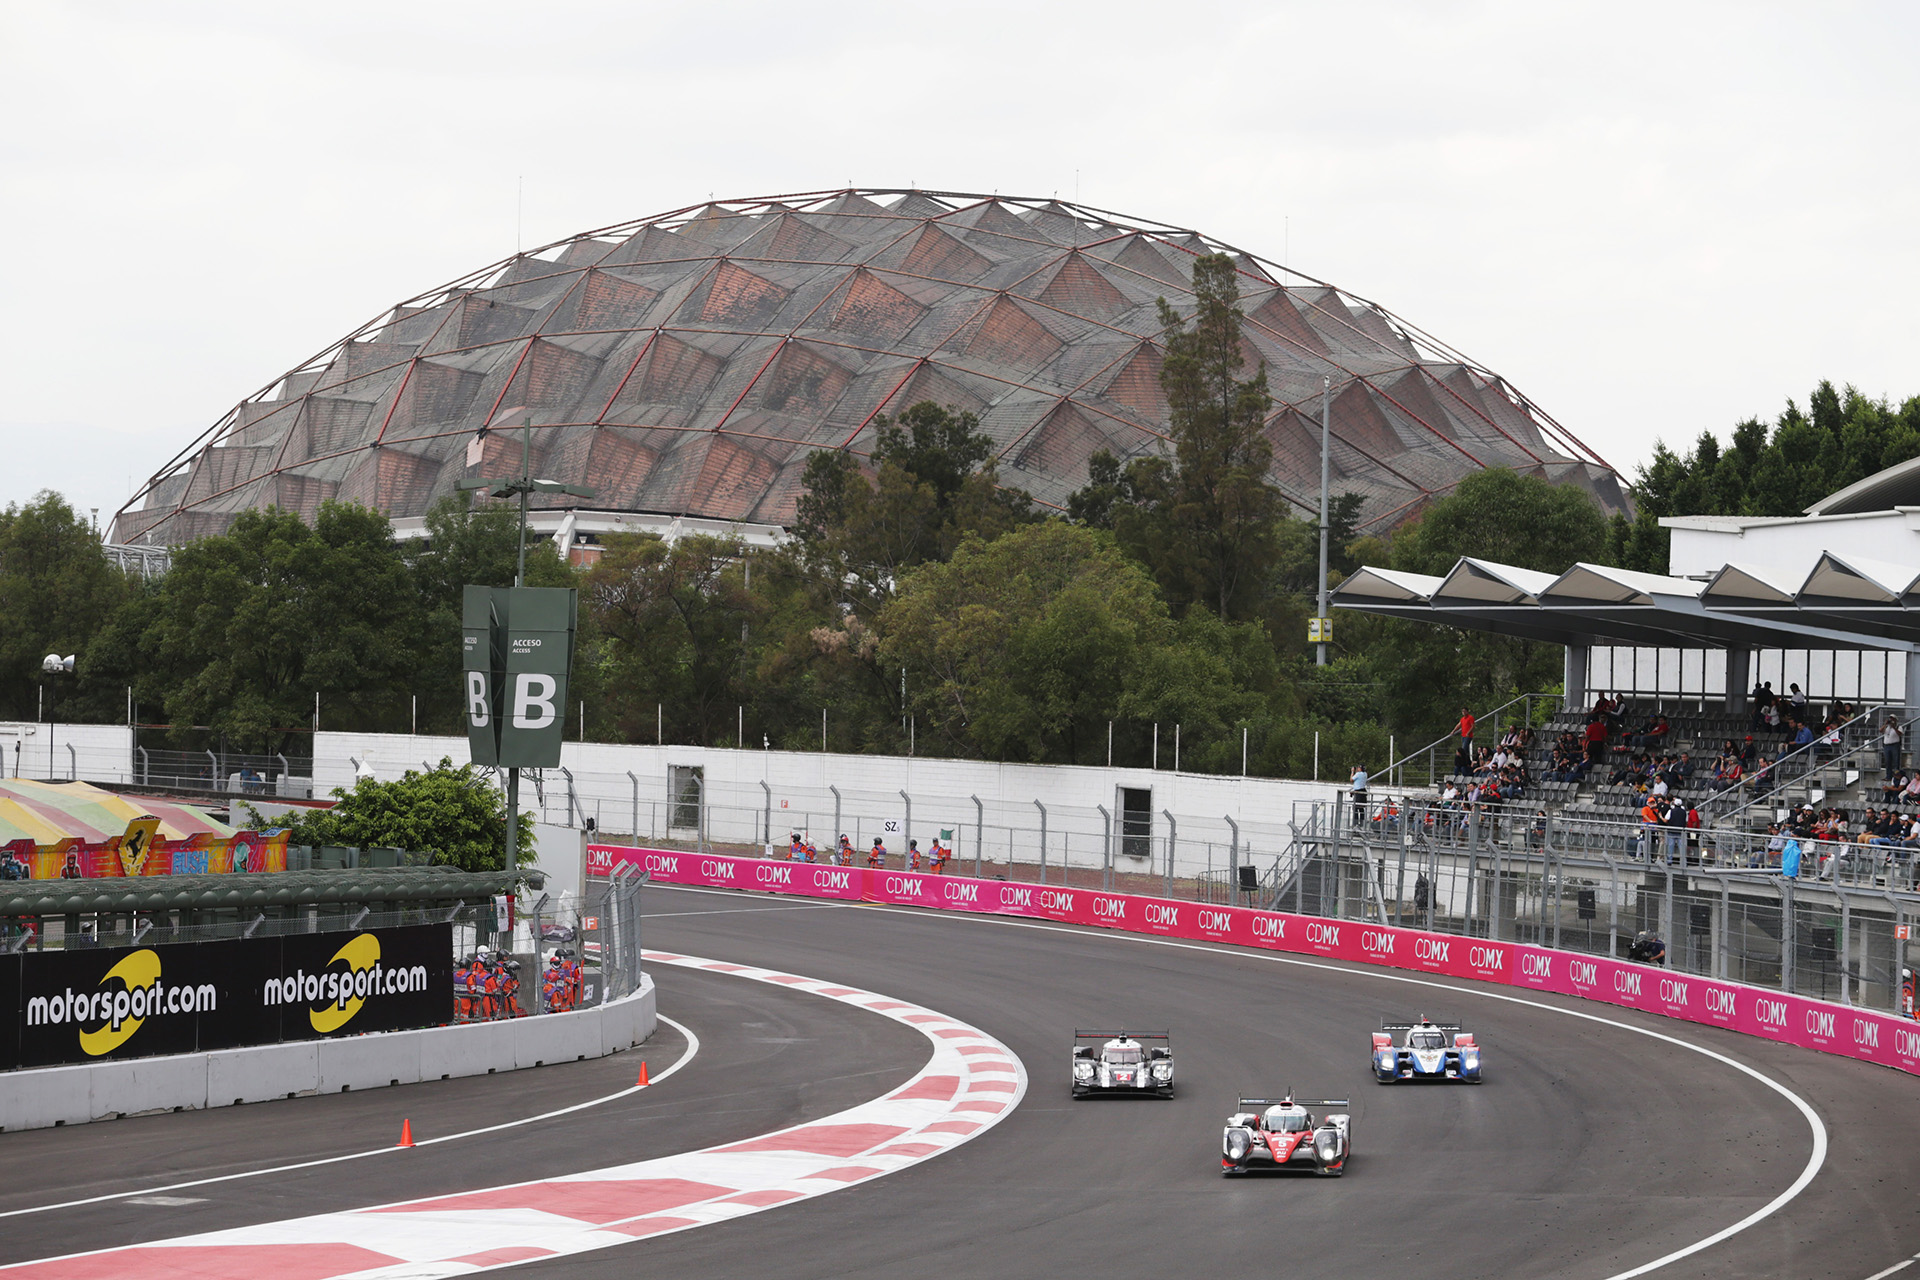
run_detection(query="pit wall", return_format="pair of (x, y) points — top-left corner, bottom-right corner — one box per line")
(0, 975), (655, 1133)
(604, 845), (1920, 1079)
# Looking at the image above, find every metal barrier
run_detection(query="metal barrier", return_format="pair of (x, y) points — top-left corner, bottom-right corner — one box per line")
(1278, 795), (1920, 1014)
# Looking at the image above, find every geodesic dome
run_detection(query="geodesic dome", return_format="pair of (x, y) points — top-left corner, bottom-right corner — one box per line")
(114, 188), (1621, 545)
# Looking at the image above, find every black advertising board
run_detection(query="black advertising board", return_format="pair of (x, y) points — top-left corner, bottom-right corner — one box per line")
(8, 924), (454, 1070)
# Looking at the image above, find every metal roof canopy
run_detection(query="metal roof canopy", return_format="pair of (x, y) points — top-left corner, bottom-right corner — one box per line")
(1335, 558), (1920, 654)
(0, 865), (542, 920)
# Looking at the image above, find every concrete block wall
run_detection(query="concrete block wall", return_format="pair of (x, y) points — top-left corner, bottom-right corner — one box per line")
(0, 976), (655, 1133)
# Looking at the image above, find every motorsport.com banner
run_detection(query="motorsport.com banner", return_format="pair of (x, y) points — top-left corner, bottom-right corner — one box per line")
(0, 923), (454, 1069)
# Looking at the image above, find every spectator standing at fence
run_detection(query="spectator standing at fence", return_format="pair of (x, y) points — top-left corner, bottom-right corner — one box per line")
(1751, 681), (1775, 730)
(1661, 798), (1687, 864)
(1349, 764), (1370, 827)
(1882, 717), (1904, 777)
(1457, 708), (1476, 752)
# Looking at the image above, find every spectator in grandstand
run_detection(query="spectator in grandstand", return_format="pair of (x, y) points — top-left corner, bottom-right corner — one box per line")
(1750, 681), (1775, 730)
(1584, 716), (1609, 767)
(1457, 707), (1476, 751)
(1903, 773), (1920, 808)
(1746, 756), (1776, 798)
(1629, 712), (1671, 750)
(1637, 796), (1664, 860)
(1738, 735), (1760, 767)
(1661, 798), (1687, 864)
(1711, 754), (1744, 793)
(1779, 831), (1804, 878)
(1816, 719), (1843, 763)
(1452, 740), (1472, 776)
(1881, 766), (1911, 802)
(1350, 764), (1370, 827)
(1882, 717), (1905, 777)
(1789, 683), (1808, 715)
(1789, 719), (1815, 752)
(1686, 802), (1703, 862)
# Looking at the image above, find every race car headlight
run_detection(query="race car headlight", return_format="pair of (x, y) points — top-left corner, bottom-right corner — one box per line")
(1225, 1130), (1251, 1159)
(1315, 1132), (1341, 1160)
(1073, 1061), (1095, 1079)
(1152, 1061), (1172, 1078)
(1462, 1048), (1480, 1064)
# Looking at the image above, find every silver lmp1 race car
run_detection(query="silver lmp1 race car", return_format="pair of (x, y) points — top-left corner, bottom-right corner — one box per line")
(1070, 1030), (1174, 1098)
(1220, 1095), (1351, 1176)
(1371, 1017), (1483, 1084)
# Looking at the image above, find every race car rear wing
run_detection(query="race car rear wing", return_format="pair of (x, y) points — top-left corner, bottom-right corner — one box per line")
(1072, 1030), (1170, 1041)
(1238, 1097), (1349, 1109)
(1380, 1020), (1463, 1035)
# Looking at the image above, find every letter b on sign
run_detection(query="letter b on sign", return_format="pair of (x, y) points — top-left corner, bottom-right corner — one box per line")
(466, 671), (491, 727)
(511, 674), (558, 729)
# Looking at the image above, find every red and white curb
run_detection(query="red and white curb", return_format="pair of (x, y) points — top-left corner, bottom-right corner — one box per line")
(1, 950), (1027, 1279)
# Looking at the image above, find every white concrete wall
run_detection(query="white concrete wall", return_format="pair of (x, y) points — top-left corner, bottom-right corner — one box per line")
(318, 732), (1347, 881)
(0, 721), (132, 784)
(1665, 509), (1920, 581)
(0, 976), (655, 1132)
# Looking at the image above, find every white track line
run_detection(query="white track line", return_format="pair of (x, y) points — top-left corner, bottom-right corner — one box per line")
(0, 954), (1027, 1278)
(651, 883), (1832, 1279)
(0, 1012), (699, 1221)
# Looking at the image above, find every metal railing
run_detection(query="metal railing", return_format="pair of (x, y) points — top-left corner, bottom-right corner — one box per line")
(1370, 693), (1561, 792)
(1289, 794), (1920, 1011)
(1702, 705), (1918, 830)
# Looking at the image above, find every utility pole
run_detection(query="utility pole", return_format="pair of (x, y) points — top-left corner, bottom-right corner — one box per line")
(458, 408), (594, 874)
(1315, 374), (1332, 666)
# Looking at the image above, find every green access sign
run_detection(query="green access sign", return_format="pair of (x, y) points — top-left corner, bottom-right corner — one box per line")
(463, 585), (577, 769)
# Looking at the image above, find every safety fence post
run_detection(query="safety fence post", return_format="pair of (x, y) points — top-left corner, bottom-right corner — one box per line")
(627, 771), (639, 842)
(972, 795), (984, 878)
(1225, 815), (1239, 909)
(1035, 800), (1047, 885)
(1098, 804), (1112, 892)
(1163, 810), (1177, 899)
(900, 790), (912, 862)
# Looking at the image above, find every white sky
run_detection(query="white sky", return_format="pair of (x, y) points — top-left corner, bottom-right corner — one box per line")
(2, 0), (1916, 527)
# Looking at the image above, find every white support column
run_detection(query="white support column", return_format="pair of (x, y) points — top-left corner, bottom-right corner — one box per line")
(1563, 644), (1589, 713)
(1727, 647), (1752, 714)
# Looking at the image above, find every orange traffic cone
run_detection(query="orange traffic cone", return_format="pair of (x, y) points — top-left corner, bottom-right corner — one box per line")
(397, 1119), (415, 1148)
(635, 1061), (650, 1088)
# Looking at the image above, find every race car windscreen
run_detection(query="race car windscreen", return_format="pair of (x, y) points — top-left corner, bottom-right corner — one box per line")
(1411, 1031), (1445, 1049)
(1265, 1109), (1308, 1132)
(1106, 1047), (1143, 1065)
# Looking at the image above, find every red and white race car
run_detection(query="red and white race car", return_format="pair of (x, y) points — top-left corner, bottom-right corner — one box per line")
(1220, 1095), (1351, 1176)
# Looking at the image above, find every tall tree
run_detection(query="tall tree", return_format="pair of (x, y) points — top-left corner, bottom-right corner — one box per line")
(135, 503), (419, 748)
(0, 493), (130, 721)
(1069, 254), (1283, 621)
(1156, 253), (1282, 620)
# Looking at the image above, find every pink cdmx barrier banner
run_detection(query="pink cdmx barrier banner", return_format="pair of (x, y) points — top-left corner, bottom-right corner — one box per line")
(593, 844), (1920, 1079)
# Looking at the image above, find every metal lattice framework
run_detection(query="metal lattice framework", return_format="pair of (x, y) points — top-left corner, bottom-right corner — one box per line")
(114, 188), (1622, 545)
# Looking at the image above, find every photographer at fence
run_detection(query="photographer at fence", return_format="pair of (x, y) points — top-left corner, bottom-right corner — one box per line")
(1349, 764), (1369, 826)
(1627, 930), (1667, 966)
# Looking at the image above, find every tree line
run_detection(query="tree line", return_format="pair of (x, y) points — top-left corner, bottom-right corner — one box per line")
(5, 253), (1904, 779)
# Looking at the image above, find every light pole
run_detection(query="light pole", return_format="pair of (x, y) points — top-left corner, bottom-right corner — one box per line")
(41, 654), (74, 780)
(458, 407), (595, 872)
(1315, 374), (1332, 667)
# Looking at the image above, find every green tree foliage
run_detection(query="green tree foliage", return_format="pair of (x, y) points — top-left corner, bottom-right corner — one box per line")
(880, 523), (1263, 762)
(1069, 254), (1284, 622)
(261, 760), (533, 871)
(404, 493), (577, 734)
(0, 493), (131, 721)
(793, 401), (1030, 613)
(1389, 467), (1611, 576)
(583, 533), (765, 746)
(124, 503), (419, 749)
(1620, 381), (1920, 571)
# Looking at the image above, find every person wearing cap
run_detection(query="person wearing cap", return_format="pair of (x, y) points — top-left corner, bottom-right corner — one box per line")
(868, 837), (887, 868)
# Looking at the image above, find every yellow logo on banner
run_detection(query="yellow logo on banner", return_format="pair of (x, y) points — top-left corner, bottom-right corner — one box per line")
(311, 933), (382, 1033)
(117, 816), (162, 877)
(78, 949), (162, 1056)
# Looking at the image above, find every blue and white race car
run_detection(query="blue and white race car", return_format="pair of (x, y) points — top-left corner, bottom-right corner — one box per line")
(1371, 1017), (1483, 1083)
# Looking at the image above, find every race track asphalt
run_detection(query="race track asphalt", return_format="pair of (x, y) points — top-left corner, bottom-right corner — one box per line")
(3, 883), (1917, 1278)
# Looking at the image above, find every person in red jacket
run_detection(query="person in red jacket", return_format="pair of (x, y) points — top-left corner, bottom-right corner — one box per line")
(1457, 707), (1476, 750)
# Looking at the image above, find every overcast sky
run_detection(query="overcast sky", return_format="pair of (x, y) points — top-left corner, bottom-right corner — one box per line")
(3, 0), (1915, 527)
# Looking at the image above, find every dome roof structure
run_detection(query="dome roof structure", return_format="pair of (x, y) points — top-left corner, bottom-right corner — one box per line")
(114, 188), (1622, 545)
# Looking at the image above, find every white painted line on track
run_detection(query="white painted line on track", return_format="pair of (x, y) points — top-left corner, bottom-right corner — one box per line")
(1863, 1259), (1914, 1280)
(0, 955), (1028, 1278)
(0, 1012), (700, 1221)
(648, 882), (1833, 1280)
